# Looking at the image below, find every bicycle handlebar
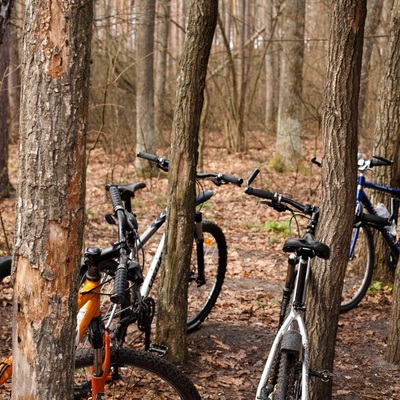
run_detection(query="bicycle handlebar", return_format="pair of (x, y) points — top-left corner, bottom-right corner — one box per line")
(369, 154), (393, 168)
(356, 211), (391, 227)
(311, 155), (393, 170)
(107, 185), (128, 305)
(137, 152), (243, 186)
(245, 169), (314, 215)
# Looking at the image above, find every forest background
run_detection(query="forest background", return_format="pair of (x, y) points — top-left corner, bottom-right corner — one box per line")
(0, 0), (389, 171)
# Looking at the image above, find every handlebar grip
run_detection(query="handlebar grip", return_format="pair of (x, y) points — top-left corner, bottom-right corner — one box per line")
(220, 174), (243, 186)
(110, 256), (128, 305)
(370, 154), (393, 167)
(137, 152), (160, 163)
(108, 185), (128, 304)
(245, 186), (275, 200)
(109, 185), (123, 211)
(357, 213), (391, 226)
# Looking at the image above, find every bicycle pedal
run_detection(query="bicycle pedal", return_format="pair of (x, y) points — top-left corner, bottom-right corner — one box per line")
(149, 342), (168, 356)
(310, 369), (333, 382)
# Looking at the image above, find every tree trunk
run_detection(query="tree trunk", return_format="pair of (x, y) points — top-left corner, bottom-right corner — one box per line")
(7, 20), (21, 142)
(0, 26), (14, 198)
(155, 0), (217, 364)
(155, 0), (171, 139)
(12, 1), (92, 398)
(0, 0), (13, 44)
(274, 0), (305, 170)
(135, 0), (156, 175)
(381, 0), (400, 364)
(265, 0), (278, 136)
(369, 0), (400, 282)
(358, 0), (384, 132)
(307, 1), (366, 399)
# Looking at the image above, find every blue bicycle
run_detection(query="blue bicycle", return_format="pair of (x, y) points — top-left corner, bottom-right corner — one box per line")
(316, 154), (399, 312)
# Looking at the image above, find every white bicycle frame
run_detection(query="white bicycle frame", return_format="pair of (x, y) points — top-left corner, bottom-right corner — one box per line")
(138, 213), (167, 298)
(256, 256), (311, 400)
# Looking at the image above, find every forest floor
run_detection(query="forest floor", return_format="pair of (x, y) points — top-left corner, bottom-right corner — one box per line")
(1, 132), (400, 399)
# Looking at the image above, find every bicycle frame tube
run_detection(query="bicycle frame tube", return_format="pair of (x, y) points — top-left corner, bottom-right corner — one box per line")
(90, 330), (111, 399)
(136, 191), (214, 298)
(256, 310), (309, 400)
(256, 257), (311, 400)
(140, 233), (165, 298)
(76, 279), (101, 346)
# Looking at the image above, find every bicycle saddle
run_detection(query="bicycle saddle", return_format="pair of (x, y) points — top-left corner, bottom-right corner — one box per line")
(105, 182), (146, 199)
(282, 236), (330, 260)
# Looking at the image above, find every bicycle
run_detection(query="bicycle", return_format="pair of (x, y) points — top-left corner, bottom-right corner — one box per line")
(245, 168), (331, 400)
(1, 153), (242, 350)
(312, 154), (398, 312)
(0, 186), (202, 399)
(132, 151), (242, 335)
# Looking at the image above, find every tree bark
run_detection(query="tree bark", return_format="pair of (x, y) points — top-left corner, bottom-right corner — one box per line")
(307, 1), (366, 399)
(155, 0), (217, 364)
(7, 20), (21, 142)
(0, 0), (13, 44)
(358, 0), (384, 132)
(381, 0), (400, 364)
(265, 0), (278, 136)
(155, 0), (171, 139)
(12, 1), (92, 398)
(274, 0), (305, 170)
(0, 26), (14, 198)
(369, 0), (400, 282)
(135, 0), (156, 175)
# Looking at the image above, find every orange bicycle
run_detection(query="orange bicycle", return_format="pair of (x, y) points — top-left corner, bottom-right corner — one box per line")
(0, 185), (201, 399)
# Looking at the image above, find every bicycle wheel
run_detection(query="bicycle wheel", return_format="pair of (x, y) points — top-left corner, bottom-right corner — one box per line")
(74, 347), (201, 400)
(0, 256), (12, 281)
(340, 224), (375, 313)
(187, 220), (227, 332)
(274, 351), (301, 400)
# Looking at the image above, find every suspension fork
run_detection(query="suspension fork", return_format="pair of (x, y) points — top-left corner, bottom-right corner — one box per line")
(278, 254), (297, 328)
(90, 319), (111, 399)
(195, 211), (206, 286)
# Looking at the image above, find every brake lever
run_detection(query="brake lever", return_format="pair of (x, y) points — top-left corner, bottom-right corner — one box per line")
(210, 178), (222, 186)
(258, 200), (289, 213)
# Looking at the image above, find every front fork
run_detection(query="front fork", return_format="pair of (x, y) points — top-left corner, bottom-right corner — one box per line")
(90, 318), (111, 400)
(195, 211), (206, 286)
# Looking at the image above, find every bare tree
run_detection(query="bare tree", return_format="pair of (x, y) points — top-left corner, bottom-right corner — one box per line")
(264, 0), (279, 136)
(155, 0), (218, 363)
(358, 0), (384, 132)
(273, 0), (305, 170)
(12, 1), (93, 397)
(368, 0), (400, 281)
(0, 27), (14, 198)
(135, 0), (157, 175)
(379, 0), (400, 364)
(155, 0), (171, 138)
(0, 0), (13, 43)
(0, 0), (15, 198)
(307, 1), (366, 399)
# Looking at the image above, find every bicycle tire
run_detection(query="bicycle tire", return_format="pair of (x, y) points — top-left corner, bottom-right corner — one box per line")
(187, 220), (227, 332)
(74, 347), (201, 400)
(340, 225), (374, 313)
(275, 351), (300, 400)
(0, 256), (12, 281)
